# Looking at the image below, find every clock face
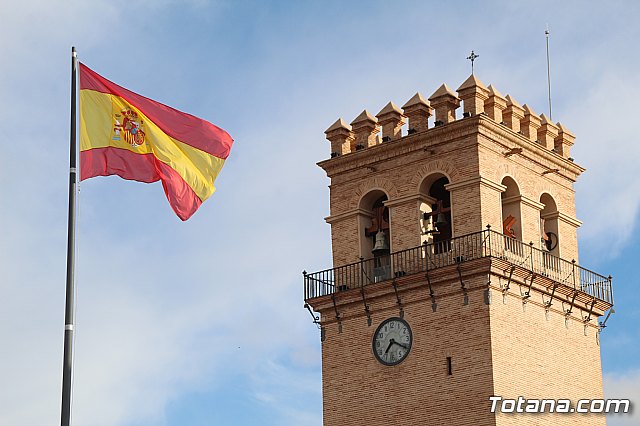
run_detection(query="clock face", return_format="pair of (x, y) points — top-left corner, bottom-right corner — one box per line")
(372, 317), (412, 366)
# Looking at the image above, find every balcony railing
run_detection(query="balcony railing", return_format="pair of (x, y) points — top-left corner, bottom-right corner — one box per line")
(303, 229), (613, 305)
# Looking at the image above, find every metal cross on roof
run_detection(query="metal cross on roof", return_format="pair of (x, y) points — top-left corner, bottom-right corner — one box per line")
(467, 50), (479, 74)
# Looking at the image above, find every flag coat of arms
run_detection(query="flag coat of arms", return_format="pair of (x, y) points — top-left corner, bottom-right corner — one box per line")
(79, 63), (233, 220)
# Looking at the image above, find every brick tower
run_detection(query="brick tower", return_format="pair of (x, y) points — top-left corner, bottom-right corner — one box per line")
(303, 74), (614, 425)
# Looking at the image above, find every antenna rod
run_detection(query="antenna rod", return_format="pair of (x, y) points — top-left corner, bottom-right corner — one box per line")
(545, 26), (552, 120)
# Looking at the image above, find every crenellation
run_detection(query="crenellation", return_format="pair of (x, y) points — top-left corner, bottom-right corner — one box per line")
(376, 101), (406, 141)
(521, 104), (542, 142)
(325, 118), (354, 157)
(457, 74), (489, 116)
(429, 83), (460, 125)
(484, 85), (507, 124)
(503, 95), (525, 133)
(538, 114), (559, 151)
(350, 110), (380, 149)
(323, 82), (569, 160)
(402, 92), (432, 134)
(555, 122), (575, 159)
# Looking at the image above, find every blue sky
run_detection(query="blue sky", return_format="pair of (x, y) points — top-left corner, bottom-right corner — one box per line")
(1, 1), (639, 425)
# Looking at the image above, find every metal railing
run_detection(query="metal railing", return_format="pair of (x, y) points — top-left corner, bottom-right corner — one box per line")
(303, 229), (613, 305)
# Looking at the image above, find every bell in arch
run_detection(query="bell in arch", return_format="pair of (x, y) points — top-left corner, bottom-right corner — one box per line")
(434, 212), (448, 230)
(372, 230), (390, 255)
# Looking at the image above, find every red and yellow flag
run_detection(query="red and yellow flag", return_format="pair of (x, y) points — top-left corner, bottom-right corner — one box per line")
(79, 64), (233, 220)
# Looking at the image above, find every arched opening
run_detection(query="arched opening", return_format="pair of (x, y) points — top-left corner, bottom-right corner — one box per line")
(500, 176), (523, 243)
(539, 193), (559, 257)
(419, 174), (452, 253)
(359, 190), (391, 281)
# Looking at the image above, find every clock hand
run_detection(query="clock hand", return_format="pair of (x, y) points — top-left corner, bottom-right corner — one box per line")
(393, 341), (409, 350)
(385, 339), (395, 354)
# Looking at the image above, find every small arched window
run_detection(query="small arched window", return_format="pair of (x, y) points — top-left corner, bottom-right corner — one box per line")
(500, 176), (522, 241)
(419, 174), (451, 253)
(359, 191), (391, 282)
(539, 193), (559, 256)
(358, 191), (390, 260)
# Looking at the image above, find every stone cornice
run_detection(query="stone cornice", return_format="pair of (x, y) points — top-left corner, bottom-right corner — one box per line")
(317, 115), (585, 183)
(384, 193), (425, 207)
(326, 194), (436, 221)
(317, 117), (482, 177)
(502, 195), (545, 210)
(325, 208), (372, 224)
(541, 211), (583, 227)
(475, 115), (585, 178)
(445, 176), (506, 193)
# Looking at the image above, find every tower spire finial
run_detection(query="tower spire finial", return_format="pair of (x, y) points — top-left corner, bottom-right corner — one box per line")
(467, 50), (479, 74)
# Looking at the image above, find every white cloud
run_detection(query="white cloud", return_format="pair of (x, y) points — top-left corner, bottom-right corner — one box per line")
(604, 369), (640, 425)
(571, 69), (640, 254)
(248, 358), (321, 425)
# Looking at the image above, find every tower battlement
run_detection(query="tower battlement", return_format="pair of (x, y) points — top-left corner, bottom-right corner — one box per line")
(325, 75), (575, 161)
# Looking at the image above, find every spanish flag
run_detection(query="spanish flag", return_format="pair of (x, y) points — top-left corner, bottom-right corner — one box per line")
(79, 64), (233, 220)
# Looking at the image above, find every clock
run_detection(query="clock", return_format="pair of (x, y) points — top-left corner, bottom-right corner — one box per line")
(372, 317), (412, 366)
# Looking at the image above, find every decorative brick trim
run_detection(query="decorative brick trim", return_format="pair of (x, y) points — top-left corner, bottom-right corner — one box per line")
(350, 177), (398, 210)
(410, 160), (461, 190)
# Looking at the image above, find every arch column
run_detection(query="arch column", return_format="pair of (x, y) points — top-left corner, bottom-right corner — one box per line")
(518, 196), (545, 247)
(384, 194), (426, 253)
(545, 211), (582, 263)
(500, 177), (523, 241)
(445, 177), (506, 236)
(325, 208), (372, 267)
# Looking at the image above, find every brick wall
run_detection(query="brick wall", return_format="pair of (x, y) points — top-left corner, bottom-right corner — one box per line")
(312, 266), (605, 426)
(319, 273), (497, 426)
(313, 81), (603, 426)
(490, 285), (605, 425)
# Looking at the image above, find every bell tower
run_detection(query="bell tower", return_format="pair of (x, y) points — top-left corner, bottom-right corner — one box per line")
(304, 75), (614, 425)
